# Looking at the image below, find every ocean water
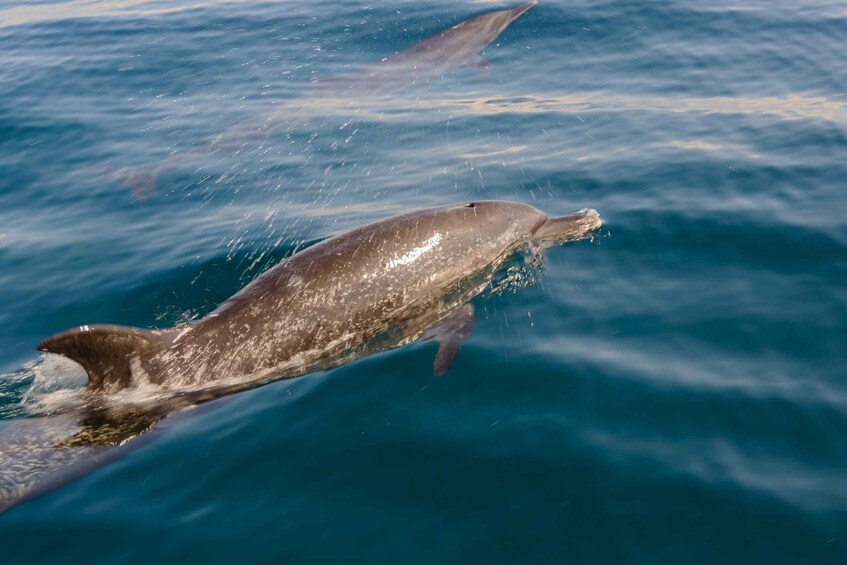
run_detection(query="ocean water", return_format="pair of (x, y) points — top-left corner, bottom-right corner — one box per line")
(1, 0), (846, 562)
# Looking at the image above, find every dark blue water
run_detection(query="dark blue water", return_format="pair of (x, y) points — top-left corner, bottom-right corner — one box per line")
(1, 0), (846, 562)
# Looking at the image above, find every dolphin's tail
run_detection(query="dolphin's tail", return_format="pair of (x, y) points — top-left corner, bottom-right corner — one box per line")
(37, 325), (167, 394)
(109, 166), (159, 201)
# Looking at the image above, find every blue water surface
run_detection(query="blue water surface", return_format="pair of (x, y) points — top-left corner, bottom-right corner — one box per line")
(1, 0), (846, 562)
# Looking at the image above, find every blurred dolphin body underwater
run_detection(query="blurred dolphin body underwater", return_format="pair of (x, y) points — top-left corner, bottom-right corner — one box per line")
(2, 199), (601, 513)
(112, 1), (539, 199)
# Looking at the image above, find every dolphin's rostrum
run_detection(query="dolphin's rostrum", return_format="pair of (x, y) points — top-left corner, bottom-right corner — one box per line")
(39, 201), (602, 395)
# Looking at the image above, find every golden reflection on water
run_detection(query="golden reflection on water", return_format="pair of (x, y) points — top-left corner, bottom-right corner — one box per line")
(0, 0), (238, 28)
(434, 93), (847, 123)
(289, 91), (847, 125)
(458, 145), (528, 159)
(191, 88), (845, 171)
(666, 140), (723, 151)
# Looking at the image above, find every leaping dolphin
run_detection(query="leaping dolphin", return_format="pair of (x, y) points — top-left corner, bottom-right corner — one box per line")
(114, 2), (538, 199)
(38, 200), (600, 395)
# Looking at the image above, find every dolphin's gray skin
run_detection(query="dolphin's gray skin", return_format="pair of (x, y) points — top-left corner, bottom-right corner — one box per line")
(115, 2), (537, 199)
(2, 199), (600, 514)
(316, 0), (538, 95)
(39, 201), (601, 395)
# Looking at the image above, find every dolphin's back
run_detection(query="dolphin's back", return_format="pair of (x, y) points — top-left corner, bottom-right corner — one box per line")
(164, 202), (546, 384)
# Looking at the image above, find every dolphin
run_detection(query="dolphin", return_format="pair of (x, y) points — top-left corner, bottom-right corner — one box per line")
(38, 201), (601, 395)
(1, 199), (600, 513)
(317, 0), (539, 94)
(114, 2), (538, 199)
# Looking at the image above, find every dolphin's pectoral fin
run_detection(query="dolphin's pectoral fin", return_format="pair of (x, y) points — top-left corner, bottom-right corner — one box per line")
(37, 325), (165, 394)
(422, 304), (476, 376)
(432, 336), (464, 376)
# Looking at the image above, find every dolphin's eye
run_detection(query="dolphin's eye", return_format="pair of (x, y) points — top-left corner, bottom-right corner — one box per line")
(464, 202), (475, 208)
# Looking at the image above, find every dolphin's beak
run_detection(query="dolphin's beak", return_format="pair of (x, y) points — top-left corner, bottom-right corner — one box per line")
(533, 209), (603, 243)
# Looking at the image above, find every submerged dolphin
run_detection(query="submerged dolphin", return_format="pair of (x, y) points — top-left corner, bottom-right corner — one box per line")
(115, 2), (538, 198)
(319, 0), (538, 93)
(38, 201), (601, 395)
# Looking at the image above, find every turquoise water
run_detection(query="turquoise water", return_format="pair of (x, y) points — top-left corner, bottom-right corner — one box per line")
(1, 0), (846, 562)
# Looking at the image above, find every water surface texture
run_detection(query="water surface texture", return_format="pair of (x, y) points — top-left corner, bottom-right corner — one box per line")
(1, 0), (846, 562)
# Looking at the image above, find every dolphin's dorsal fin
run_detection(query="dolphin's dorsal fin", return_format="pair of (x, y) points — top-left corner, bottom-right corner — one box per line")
(37, 325), (164, 394)
(423, 304), (476, 376)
